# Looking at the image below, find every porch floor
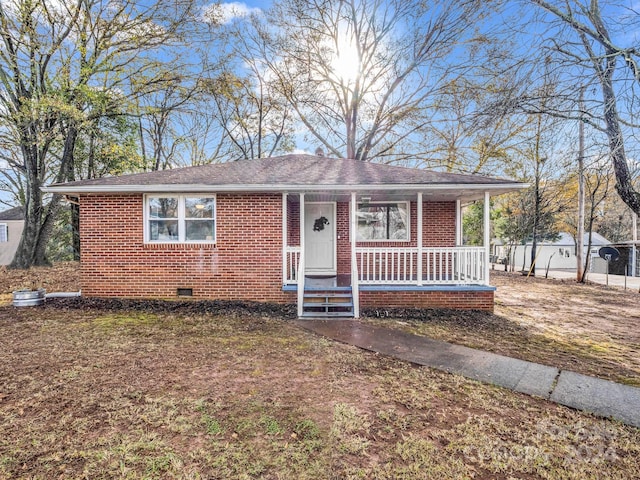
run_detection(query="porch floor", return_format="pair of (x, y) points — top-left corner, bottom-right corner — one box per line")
(283, 275), (495, 292)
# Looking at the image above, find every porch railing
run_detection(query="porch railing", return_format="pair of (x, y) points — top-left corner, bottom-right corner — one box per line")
(283, 245), (487, 286)
(285, 246), (301, 284)
(356, 246), (486, 285)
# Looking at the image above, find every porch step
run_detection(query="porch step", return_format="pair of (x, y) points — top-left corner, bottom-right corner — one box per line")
(300, 286), (354, 319)
(303, 302), (353, 308)
(303, 292), (352, 299)
(299, 311), (354, 318)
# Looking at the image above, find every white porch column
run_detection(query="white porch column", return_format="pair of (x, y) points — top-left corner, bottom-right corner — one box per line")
(633, 214), (638, 277)
(299, 193), (305, 267)
(417, 192), (423, 286)
(483, 191), (490, 284)
(455, 199), (462, 246)
(282, 192), (288, 283)
(297, 193), (306, 317)
(350, 192), (359, 317)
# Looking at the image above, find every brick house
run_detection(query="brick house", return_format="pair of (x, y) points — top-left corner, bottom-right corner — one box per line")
(44, 154), (525, 317)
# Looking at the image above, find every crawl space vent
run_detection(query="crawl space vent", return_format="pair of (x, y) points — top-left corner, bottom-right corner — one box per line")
(177, 288), (193, 297)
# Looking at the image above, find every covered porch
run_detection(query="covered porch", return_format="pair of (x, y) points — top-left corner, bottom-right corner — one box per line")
(281, 188), (494, 318)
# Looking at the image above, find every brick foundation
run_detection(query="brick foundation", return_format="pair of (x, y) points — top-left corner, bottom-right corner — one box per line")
(359, 289), (494, 312)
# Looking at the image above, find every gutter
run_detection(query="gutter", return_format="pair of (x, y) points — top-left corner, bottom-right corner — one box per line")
(42, 182), (530, 196)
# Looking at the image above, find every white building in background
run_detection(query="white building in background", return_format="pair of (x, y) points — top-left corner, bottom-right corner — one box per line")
(0, 206), (24, 266)
(494, 232), (611, 272)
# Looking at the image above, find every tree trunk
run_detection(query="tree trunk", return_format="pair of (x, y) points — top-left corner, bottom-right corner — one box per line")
(11, 124), (78, 268)
(10, 128), (48, 268)
(600, 61), (640, 215)
(71, 202), (81, 261)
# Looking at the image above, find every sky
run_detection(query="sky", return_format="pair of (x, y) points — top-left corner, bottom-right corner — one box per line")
(2, 0), (640, 210)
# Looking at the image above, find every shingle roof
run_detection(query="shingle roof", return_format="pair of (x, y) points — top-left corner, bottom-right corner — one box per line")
(0, 206), (24, 221)
(46, 154), (518, 191)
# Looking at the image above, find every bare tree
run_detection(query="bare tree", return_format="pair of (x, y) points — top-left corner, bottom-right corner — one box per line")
(257, 0), (485, 162)
(0, 0), (199, 268)
(529, 0), (640, 215)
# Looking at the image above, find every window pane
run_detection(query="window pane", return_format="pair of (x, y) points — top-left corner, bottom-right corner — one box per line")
(150, 220), (179, 241)
(0, 224), (7, 243)
(186, 219), (215, 241)
(388, 204), (408, 240)
(357, 205), (387, 240)
(149, 197), (178, 219)
(185, 197), (215, 218)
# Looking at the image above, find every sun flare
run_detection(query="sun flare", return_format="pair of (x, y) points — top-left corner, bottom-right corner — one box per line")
(330, 35), (361, 83)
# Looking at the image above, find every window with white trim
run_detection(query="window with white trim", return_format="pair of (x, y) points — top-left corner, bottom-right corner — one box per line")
(146, 195), (216, 243)
(0, 223), (7, 243)
(356, 202), (409, 241)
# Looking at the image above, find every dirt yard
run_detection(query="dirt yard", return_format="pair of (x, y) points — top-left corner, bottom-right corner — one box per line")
(0, 263), (639, 479)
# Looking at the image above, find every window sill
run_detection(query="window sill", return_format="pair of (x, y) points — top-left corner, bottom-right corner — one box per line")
(143, 242), (217, 250)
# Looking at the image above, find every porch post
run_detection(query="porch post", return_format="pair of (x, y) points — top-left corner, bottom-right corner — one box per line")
(298, 193), (306, 317)
(351, 192), (360, 318)
(299, 193), (305, 254)
(417, 192), (423, 286)
(282, 192), (287, 284)
(633, 213), (638, 277)
(483, 191), (490, 284)
(455, 199), (462, 246)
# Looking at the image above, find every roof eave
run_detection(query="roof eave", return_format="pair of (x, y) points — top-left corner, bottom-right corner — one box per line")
(42, 182), (529, 196)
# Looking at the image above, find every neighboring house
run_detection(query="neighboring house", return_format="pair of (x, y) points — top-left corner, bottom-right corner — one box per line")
(0, 206), (24, 266)
(495, 232), (610, 272)
(43, 155), (525, 317)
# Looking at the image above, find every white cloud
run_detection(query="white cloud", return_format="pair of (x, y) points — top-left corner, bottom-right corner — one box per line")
(201, 2), (261, 25)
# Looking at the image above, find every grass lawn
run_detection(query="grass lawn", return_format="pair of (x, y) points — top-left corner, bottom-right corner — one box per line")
(0, 264), (639, 479)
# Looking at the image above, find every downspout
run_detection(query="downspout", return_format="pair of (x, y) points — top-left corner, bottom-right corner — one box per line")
(45, 291), (82, 298)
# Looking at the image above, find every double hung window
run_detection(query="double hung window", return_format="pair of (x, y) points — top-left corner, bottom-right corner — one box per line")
(146, 195), (215, 243)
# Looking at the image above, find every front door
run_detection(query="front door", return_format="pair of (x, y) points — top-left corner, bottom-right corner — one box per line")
(304, 202), (336, 275)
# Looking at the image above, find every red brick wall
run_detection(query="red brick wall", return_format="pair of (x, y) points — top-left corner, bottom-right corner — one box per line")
(360, 290), (494, 312)
(80, 194), (489, 311)
(80, 193), (295, 303)
(287, 198), (300, 246)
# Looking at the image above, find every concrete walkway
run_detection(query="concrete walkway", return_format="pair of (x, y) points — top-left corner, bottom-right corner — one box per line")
(295, 319), (640, 428)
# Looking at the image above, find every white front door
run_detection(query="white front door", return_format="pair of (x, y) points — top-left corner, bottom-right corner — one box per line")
(304, 202), (336, 274)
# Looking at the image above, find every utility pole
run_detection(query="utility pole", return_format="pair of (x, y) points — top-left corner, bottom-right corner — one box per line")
(530, 114), (545, 277)
(577, 87), (585, 282)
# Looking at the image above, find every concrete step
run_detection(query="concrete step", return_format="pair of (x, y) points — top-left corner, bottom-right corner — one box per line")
(299, 311), (354, 318)
(303, 292), (353, 298)
(303, 302), (353, 308)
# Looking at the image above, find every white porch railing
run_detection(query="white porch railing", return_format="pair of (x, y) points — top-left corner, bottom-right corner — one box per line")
(284, 245), (487, 286)
(285, 246), (301, 284)
(297, 253), (305, 317)
(356, 246), (487, 285)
